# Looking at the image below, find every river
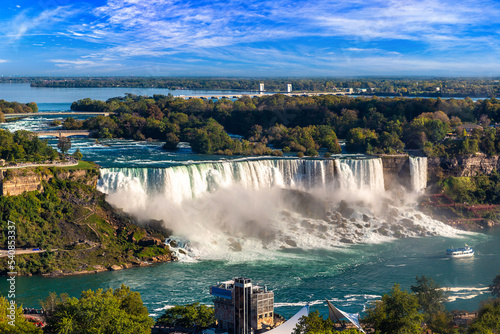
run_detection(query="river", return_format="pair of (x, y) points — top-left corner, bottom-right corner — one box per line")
(0, 84), (498, 319)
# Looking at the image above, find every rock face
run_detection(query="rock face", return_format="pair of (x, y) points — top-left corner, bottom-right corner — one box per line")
(379, 155), (411, 190)
(428, 154), (500, 178)
(1, 169), (44, 196)
(0, 167), (99, 196)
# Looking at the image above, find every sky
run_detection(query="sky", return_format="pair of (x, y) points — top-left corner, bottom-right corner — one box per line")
(0, 0), (499, 77)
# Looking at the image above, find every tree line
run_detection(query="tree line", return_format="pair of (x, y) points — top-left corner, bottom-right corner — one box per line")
(24, 77), (500, 97)
(5, 273), (500, 333)
(0, 100), (38, 122)
(66, 93), (500, 157)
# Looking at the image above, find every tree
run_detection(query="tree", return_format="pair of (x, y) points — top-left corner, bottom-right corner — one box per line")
(57, 137), (71, 154)
(293, 310), (335, 334)
(489, 271), (500, 298)
(468, 298), (500, 333)
(410, 276), (446, 317)
(72, 148), (83, 160)
(44, 285), (153, 334)
(0, 296), (42, 334)
(156, 302), (214, 329)
(164, 133), (180, 150)
(364, 284), (423, 334)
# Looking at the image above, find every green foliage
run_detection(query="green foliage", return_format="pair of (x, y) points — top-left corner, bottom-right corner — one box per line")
(410, 276), (447, 324)
(72, 148), (83, 160)
(156, 302), (215, 329)
(0, 100), (37, 119)
(468, 298), (500, 333)
(293, 310), (335, 334)
(57, 137), (71, 154)
(439, 174), (500, 204)
(489, 272), (500, 298)
(345, 128), (378, 153)
(0, 129), (57, 162)
(364, 284), (424, 334)
(44, 285), (153, 334)
(66, 93), (500, 157)
(0, 296), (42, 334)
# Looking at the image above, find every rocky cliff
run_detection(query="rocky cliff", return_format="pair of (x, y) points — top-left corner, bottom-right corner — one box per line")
(428, 154), (500, 179)
(0, 167), (98, 196)
(379, 155), (412, 190)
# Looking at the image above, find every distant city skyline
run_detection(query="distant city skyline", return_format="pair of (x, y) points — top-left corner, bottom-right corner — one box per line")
(0, 0), (499, 76)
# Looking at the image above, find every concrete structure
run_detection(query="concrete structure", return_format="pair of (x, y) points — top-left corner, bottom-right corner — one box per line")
(259, 83), (265, 93)
(35, 130), (91, 138)
(4, 112), (111, 118)
(286, 84), (292, 93)
(210, 277), (275, 334)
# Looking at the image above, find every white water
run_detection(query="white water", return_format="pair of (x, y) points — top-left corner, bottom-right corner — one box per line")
(97, 157), (468, 260)
(409, 156), (428, 193)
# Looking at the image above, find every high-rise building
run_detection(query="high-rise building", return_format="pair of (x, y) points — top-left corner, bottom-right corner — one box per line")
(259, 83), (265, 92)
(210, 277), (275, 334)
(286, 84), (292, 93)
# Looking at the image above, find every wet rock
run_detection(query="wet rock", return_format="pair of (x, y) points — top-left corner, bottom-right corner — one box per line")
(363, 214), (370, 222)
(301, 220), (315, 229)
(340, 238), (354, 244)
(377, 227), (390, 236)
(110, 265), (123, 271)
(350, 218), (356, 222)
(414, 214), (422, 220)
(229, 241), (242, 252)
(354, 223), (364, 229)
(178, 249), (187, 255)
(338, 201), (354, 218)
(284, 238), (297, 247)
(318, 225), (328, 232)
(400, 218), (413, 227)
(365, 223), (371, 228)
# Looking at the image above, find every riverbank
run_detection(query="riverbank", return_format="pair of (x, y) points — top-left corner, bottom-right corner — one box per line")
(0, 165), (176, 277)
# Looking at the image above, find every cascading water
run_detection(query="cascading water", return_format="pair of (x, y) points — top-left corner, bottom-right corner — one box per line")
(409, 156), (428, 193)
(97, 157), (465, 259)
(98, 158), (386, 201)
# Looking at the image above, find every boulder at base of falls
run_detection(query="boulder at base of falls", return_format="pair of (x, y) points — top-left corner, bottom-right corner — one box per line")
(338, 201), (354, 218)
(284, 238), (297, 247)
(229, 240), (242, 252)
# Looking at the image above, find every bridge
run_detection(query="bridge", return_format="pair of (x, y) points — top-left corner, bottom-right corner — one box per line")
(176, 92), (350, 100)
(35, 130), (92, 138)
(4, 112), (112, 118)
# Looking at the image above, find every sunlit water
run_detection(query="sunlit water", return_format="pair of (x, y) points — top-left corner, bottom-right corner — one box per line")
(0, 85), (498, 319)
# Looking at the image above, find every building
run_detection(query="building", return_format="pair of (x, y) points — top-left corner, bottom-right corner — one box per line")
(259, 83), (265, 92)
(286, 84), (292, 93)
(210, 277), (275, 334)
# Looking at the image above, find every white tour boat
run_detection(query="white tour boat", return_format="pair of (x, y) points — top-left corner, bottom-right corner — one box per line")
(445, 244), (474, 258)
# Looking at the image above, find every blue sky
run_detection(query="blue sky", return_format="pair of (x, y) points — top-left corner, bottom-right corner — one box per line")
(0, 0), (499, 76)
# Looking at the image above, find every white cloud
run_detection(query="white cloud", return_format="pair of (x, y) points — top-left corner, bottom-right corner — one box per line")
(2, 6), (79, 42)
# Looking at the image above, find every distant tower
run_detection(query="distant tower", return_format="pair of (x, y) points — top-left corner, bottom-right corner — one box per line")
(259, 83), (265, 93)
(286, 84), (292, 93)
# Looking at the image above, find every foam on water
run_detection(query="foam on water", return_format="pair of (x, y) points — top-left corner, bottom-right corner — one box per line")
(96, 158), (471, 261)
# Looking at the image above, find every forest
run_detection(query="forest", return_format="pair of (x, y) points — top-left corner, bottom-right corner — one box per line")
(22, 77), (500, 97)
(66, 93), (500, 157)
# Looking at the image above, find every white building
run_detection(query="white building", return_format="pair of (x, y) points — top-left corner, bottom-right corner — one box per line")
(286, 84), (292, 93)
(259, 83), (265, 92)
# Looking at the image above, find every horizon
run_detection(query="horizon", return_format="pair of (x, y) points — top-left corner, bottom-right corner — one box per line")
(0, 0), (499, 77)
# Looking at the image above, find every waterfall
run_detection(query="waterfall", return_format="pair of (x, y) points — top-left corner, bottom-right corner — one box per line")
(409, 156), (428, 193)
(97, 158), (386, 203)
